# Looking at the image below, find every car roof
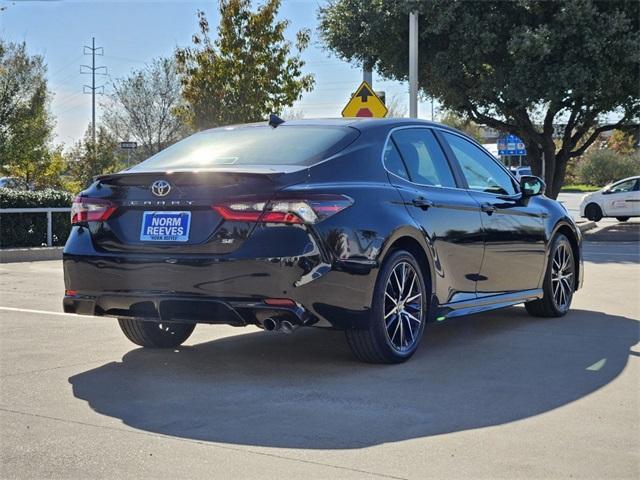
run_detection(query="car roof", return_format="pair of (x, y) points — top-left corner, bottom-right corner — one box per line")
(612, 175), (640, 184)
(202, 117), (462, 133)
(280, 117), (442, 128)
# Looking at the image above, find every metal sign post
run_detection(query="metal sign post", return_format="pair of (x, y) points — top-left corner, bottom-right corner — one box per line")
(120, 141), (138, 166)
(363, 68), (372, 86)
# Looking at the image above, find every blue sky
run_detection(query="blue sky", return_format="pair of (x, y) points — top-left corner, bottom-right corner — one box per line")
(1, 0), (437, 146)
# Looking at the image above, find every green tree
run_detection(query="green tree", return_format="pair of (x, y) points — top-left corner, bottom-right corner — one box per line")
(175, 0), (315, 130)
(577, 149), (640, 186)
(66, 124), (125, 189)
(319, 0), (640, 198)
(34, 147), (72, 191)
(0, 40), (55, 186)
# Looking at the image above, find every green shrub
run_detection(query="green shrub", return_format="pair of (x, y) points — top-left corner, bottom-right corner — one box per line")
(0, 189), (74, 248)
(577, 149), (640, 186)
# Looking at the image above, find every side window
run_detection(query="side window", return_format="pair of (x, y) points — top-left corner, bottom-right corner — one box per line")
(391, 129), (456, 188)
(609, 179), (637, 193)
(442, 132), (516, 195)
(382, 141), (409, 180)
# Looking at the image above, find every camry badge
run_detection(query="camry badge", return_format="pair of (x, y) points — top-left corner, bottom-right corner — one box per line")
(151, 180), (171, 197)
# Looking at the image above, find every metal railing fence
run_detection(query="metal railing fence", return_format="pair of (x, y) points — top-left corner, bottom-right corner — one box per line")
(0, 207), (71, 247)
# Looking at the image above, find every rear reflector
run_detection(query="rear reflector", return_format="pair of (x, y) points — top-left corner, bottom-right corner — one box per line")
(71, 197), (116, 225)
(212, 195), (353, 225)
(264, 298), (296, 307)
(65, 290), (78, 296)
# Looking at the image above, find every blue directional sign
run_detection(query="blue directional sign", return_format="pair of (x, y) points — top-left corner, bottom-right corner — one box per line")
(497, 134), (526, 156)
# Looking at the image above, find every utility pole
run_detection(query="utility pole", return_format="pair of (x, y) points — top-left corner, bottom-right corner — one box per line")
(409, 11), (419, 118)
(81, 38), (107, 151)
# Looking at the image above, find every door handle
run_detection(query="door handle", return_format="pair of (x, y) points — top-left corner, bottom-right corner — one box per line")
(481, 203), (496, 215)
(412, 197), (434, 210)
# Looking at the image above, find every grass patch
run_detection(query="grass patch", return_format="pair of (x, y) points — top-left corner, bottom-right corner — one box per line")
(561, 184), (601, 193)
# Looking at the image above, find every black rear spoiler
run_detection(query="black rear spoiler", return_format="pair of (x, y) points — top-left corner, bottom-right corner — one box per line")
(94, 166), (307, 184)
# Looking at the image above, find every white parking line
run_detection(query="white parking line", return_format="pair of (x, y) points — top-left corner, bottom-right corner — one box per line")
(584, 252), (639, 256)
(0, 306), (90, 317)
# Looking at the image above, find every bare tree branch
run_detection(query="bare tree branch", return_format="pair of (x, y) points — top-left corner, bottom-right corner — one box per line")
(102, 57), (187, 160)
(569, 117), (635, 158)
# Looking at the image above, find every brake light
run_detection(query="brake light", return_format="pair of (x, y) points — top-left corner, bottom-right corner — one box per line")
(264, 298), (296, 307)
(212, 195), (353, 225)
(71, 197), (117, 225)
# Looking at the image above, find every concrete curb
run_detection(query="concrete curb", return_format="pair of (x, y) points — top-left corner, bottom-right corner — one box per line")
(582, 222), (640, 242)
(0, 247), (63, 264)
(577, 221), (597, 233)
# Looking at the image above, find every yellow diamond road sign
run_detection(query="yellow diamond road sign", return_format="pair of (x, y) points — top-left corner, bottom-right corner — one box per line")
(341, 81), (388, 118)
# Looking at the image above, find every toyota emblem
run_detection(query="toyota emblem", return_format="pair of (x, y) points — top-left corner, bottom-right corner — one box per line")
(151, 180), (171, 197)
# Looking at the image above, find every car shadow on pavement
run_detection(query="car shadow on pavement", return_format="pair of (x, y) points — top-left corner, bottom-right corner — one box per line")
(69, 307), (639, 450)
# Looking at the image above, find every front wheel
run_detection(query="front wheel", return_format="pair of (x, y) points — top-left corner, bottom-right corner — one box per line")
(585, 203), (603, 222)
(345, 250), (427, 364)
(616, 216), (630, 222)
(118, 318), (195, 348)
(525, 234), (575, 318)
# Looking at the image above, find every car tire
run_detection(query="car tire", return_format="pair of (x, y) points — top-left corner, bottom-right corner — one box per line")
(585, 203), (603, 222)
(525, 234), (575, 318)
(345, 249), (427, 364)
(117, 318), (195, 348)
(616, 216), (630, 222)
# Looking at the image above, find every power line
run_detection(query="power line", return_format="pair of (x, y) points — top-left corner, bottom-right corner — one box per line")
(81, 37), (107, 150)
(48, 54), (83, 81)
(53, 92), (86, 109)
(102, 54), (146, 64)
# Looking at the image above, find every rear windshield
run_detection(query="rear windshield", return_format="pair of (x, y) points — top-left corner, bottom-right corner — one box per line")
(128, 125), (359, 171)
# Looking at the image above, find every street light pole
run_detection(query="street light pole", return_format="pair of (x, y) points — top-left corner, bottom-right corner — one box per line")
(409, 11), (419, 118)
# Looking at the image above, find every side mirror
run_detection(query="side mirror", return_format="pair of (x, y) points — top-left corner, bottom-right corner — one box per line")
(520, 175), (545, 197)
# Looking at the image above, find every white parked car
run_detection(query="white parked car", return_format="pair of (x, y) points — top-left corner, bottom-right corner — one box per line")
(509, 166), (532, 181)
(580, 176), (640, 222)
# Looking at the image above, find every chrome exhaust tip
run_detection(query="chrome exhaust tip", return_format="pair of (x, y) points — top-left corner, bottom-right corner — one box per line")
(262, 317), (279, 331)
(280, 320), (298, 334)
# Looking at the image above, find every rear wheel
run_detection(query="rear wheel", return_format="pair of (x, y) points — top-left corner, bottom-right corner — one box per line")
(525, 234), (575, 318)
(616, 216), (630, 222)
(118, 318), (195, 348)
(585, 203), (603, 222)
(345, 250), (427, 364)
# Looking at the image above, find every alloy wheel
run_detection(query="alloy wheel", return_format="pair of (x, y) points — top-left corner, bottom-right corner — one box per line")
(551, 243), (574, 310)
(383, 261), (423, 352)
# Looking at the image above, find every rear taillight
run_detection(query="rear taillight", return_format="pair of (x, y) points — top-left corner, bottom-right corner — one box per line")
(264, 298), (296, 307)
(70, 197), (116, 225)
(212, 195), (353, 225)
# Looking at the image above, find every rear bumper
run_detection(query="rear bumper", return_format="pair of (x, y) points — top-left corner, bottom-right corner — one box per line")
(62, 250), (377, 329)
(63, 293), (311, 328)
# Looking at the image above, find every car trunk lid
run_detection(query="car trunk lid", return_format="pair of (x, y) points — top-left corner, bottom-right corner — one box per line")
(88, 167), (307, 254)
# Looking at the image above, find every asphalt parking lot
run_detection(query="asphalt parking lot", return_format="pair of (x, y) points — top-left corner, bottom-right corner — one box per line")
(1, 220), (638, 478)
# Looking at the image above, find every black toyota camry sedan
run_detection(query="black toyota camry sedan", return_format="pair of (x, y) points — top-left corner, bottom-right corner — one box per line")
(63, 118), (582, 363)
